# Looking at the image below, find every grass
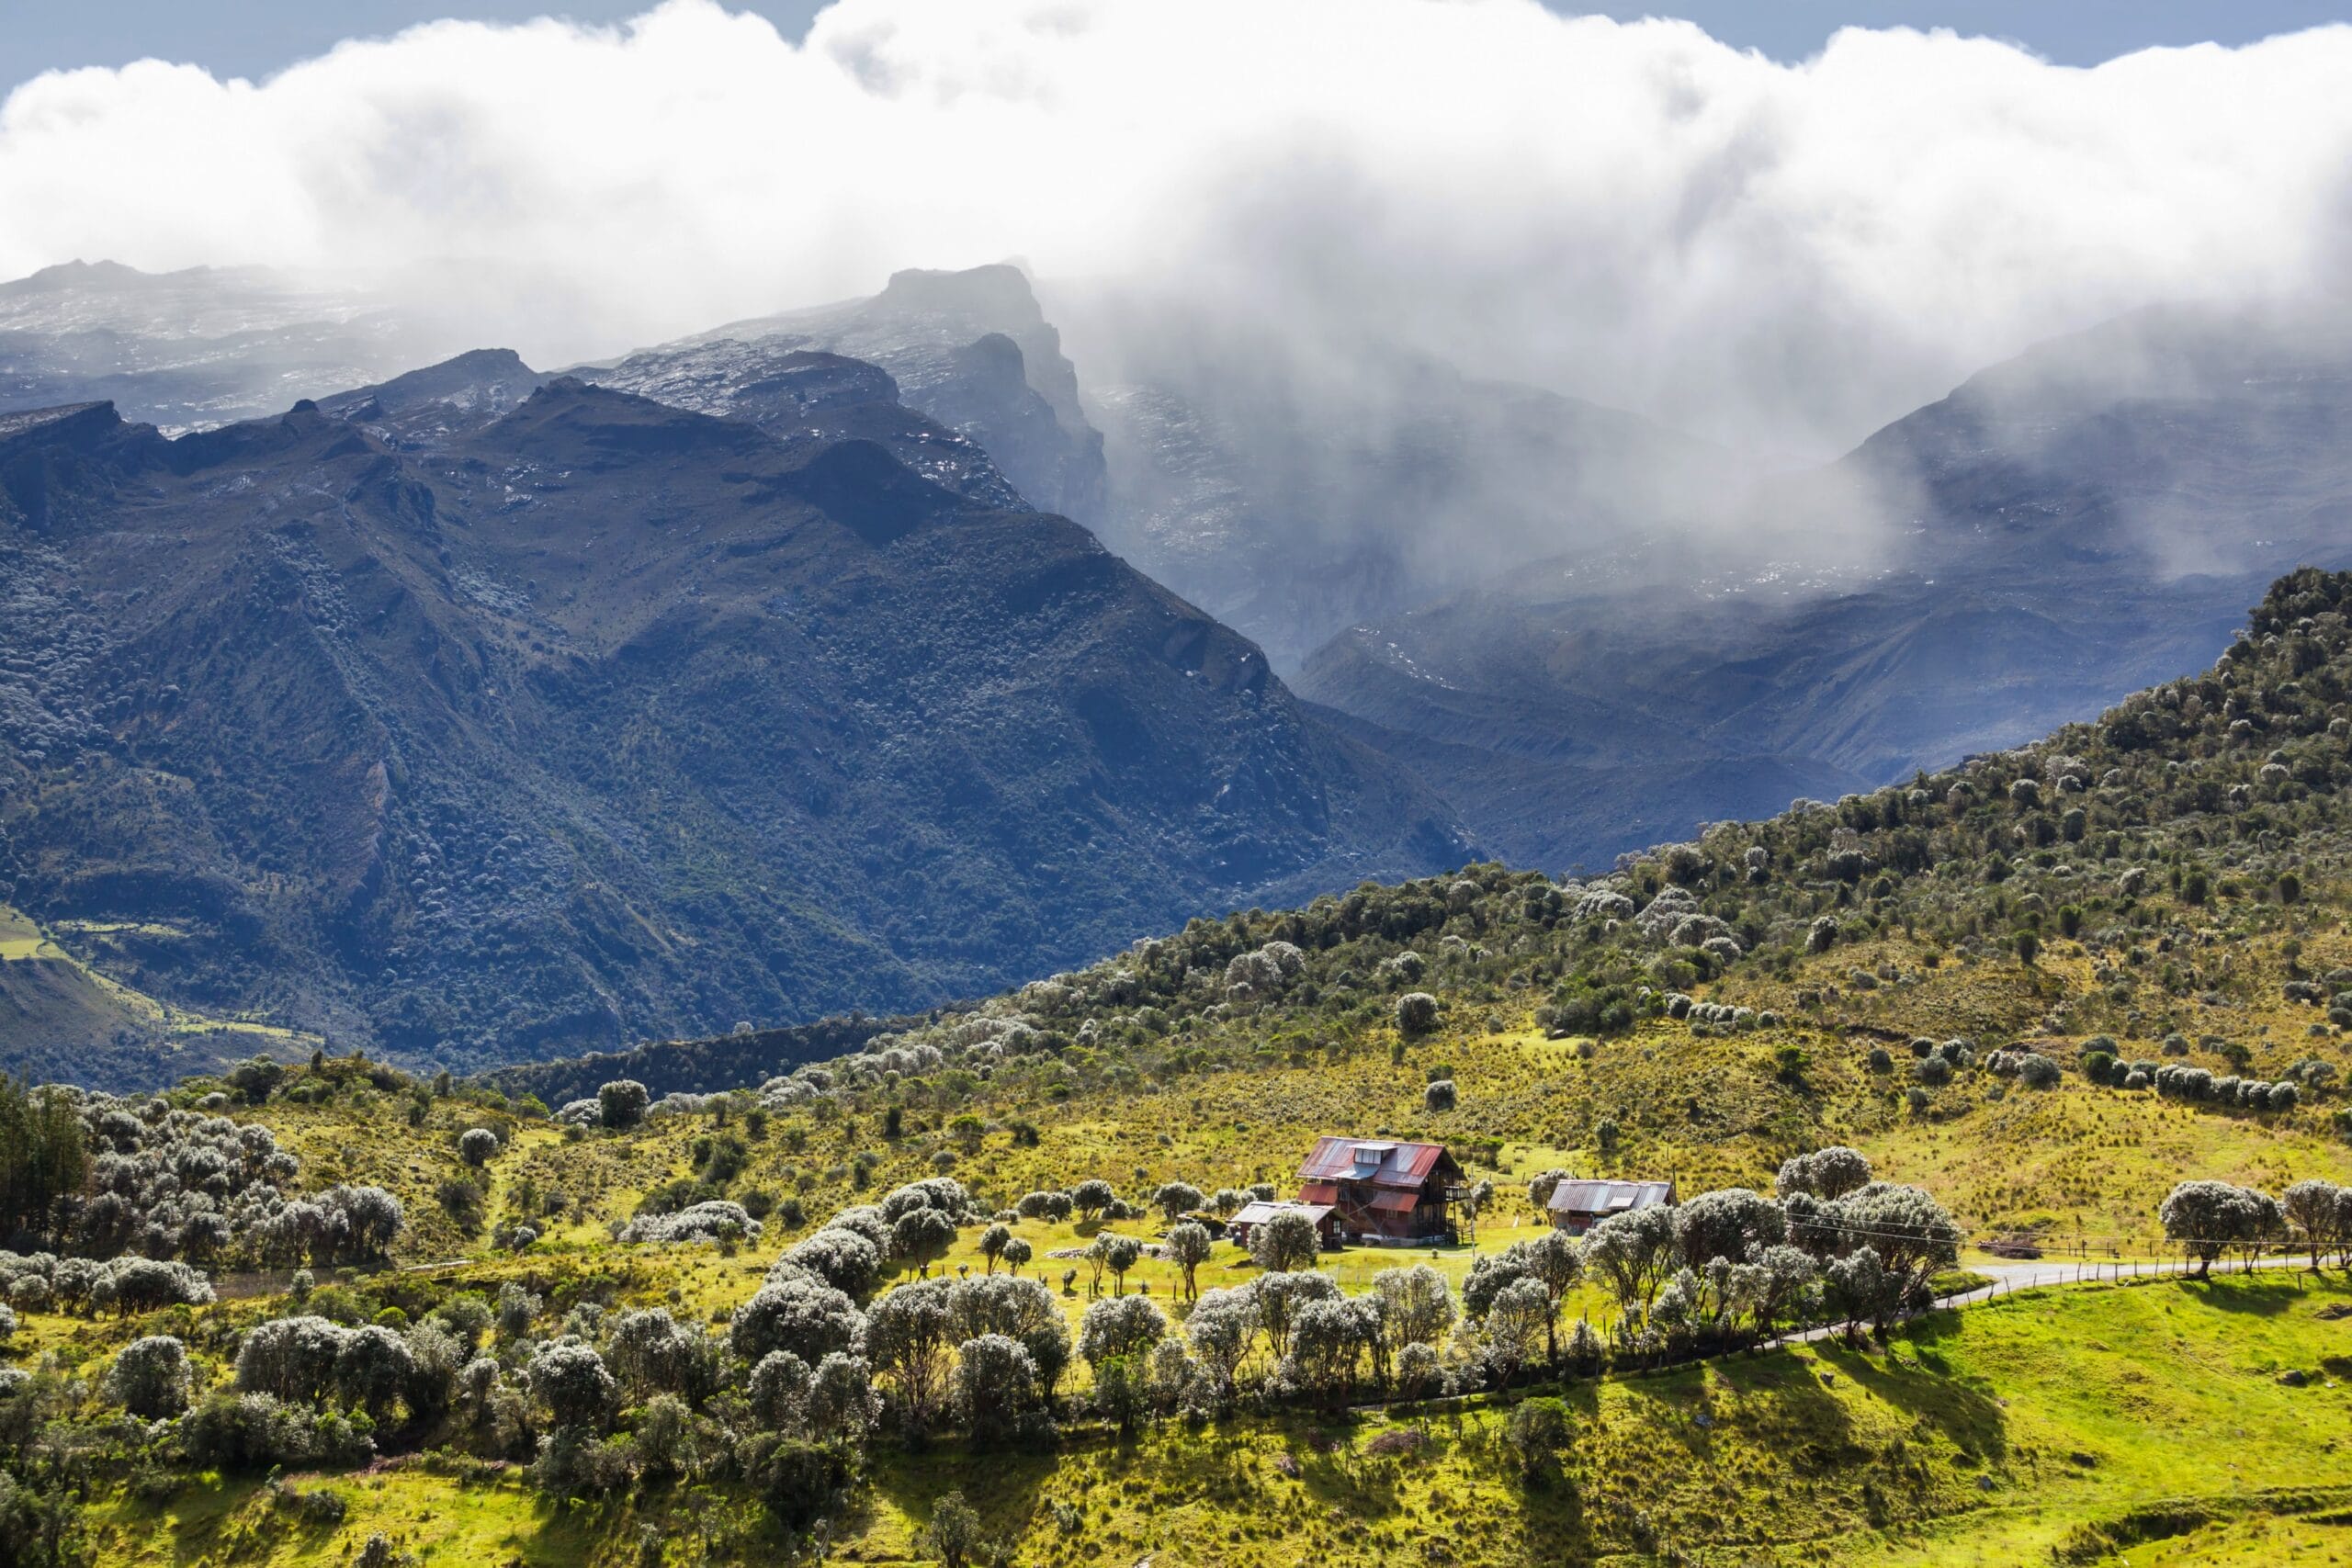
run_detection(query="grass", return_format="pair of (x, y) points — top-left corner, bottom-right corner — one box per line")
(62, 1273), (2352, 1566)
(0, 897), (321, 1050)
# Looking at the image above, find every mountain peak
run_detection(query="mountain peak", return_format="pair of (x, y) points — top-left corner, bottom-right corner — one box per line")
(876, 264), (1046, 327)
(0, 400), (122, 448)
(3, 258), (153, 295)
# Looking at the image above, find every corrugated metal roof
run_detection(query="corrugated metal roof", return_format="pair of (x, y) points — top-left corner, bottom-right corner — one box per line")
(1298, 1181), (1340, 1204)
(1230, 1201), (1335, 1227)
(1546, 1179), (1675, 1215)
(1367, 1190), (1420, 1213)
(1298, 1135), (1457, 1190)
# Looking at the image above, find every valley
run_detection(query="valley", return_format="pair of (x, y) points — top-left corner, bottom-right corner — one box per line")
(3, 569), (2351, 1564)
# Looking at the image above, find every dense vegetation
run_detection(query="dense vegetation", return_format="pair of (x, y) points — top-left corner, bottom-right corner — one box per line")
(4, 570), (2352, 1564)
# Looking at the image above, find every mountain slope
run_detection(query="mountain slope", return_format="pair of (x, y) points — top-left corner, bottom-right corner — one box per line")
(628, 264), (1108, 525)
(0, 259), (446, 433)
(1298, 300), (2352, 868)
(0, 361), (1466, 1082)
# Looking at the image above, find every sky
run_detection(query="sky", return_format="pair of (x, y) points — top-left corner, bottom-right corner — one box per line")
(2, 0), (2349, 461)
(4, 0), (2346, 86)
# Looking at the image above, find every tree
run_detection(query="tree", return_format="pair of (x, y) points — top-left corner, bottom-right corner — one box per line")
(458, 1128), (499, 1168)
(2017, 1053), (2062, 1089)
(978, 1223), (1012, 1274)
(1079, 1294), (1167, 1370)
(1773, 1146), (1871, 1201)
(1832, 1183), (1961, 1306)
(954, 1334), (1040, 1443)
(865, 1280), (956, 1433)
(526, 1341), (616, 1431)
(1483, 1277), (1551, 1389)
(1249, 1210), (1323, 1273)
(1104, 1235), (1143, 1295)
(945, 1274), (1071, 1397)
(747, 1350), (811, 1433)
(1505, 1397), (1571, 1481)
(1583, 1204), (1678, 1315)
(2282, 1179), (2341, 1271)
(1164, 1223), (1212, 1301)
(1151, 1182), (1205, 1224)
(106, 1335), (192, 1419)
(1284, 1296), (1376, 1405)
(1072, 1179), (1116, 1222)
(1826, 1247), (1896, 1337)
(1091, 1353), (1146, 1433)
(1183, 1288), (1255, 1400)
(732, 1274), (863, 1366)
(752, 1437), (850, 1531)
(234, 1315), (350, 1404)
(1673, 1188), (1786, 1270)
(1514, 1232), (1582, 1361)
(605, 1309), (715, 1405)
(1747, 1246), (1820, 1339)
(922, 1492), (986, 1568)
(0, 1077), (87, 1239)
(890, 1208), (958, 1267)
(1250, 1270), (1340, 1361)
(1525, 1168), (1571, 1210)
(804, 1352), (881, 1443)
(597, 1080), (650, 1129)
(1372, 1264), (1456, 1352)
(785, 1227), (883, 1299)
(1423, 1079), (1458, 1112)
(2160, 1179), (2260, 1281)
(1001, 1236), (1033, 1277)
(1396, 993), (1441, 1035)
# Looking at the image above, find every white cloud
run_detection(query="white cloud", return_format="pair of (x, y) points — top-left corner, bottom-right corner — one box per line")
(2, 0), (2348, 452)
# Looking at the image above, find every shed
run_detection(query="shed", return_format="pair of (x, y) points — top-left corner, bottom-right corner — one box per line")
(1545, 1178), (1676, 1236)
(1224, 1200), (1338, 1249)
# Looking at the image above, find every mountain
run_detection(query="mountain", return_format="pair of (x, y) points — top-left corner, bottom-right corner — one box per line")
(615, 264), (1108, 525)
(0, 259), (447, 434)
(0, 355), (1466, 1083)
(11, 570), (2347, 1568)
(1295, 299), (2352, 870)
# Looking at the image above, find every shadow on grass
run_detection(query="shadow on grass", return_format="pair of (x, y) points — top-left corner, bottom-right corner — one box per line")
(2173, 1277), (2309, 1317)
(1816, 1337), (2010, 1463)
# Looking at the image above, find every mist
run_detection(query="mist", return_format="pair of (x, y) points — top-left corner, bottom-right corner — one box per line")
(3, 0), (2347, 456)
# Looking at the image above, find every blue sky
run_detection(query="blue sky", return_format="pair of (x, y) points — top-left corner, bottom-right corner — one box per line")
(3, 0), (2346, 91)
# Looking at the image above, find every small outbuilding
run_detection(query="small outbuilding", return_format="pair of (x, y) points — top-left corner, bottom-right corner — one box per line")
(1224, 1200), (1338, 1249)
(1545, 1178), (1676, 1236)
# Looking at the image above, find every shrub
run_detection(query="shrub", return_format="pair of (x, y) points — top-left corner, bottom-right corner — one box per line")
(105, 1335), (193, 1419)
(458, 1128), (499, 1167)
(1505, 1397), (1571, 1479)
(597, 1081), (650, 1129)
(1396, 993), (1441, 1035)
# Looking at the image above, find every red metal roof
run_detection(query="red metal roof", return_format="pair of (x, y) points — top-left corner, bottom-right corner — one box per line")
(1367, 1190), (1419, 1213)
(1299, 1135), (1458, 1190)
(1299, 1181), (1340, 1203)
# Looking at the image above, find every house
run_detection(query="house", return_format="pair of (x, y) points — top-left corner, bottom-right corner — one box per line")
(1545, 1178), (1676, 1236)
(1296, 1136), (1466, 1245)
(1224, 1200), (1338, 1249)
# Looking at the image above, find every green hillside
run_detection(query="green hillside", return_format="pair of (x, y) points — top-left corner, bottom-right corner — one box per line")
(6, 569), (2352, 1566)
